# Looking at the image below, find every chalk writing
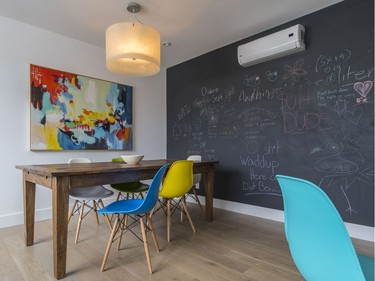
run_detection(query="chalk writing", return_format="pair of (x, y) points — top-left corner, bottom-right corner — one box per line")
(201, 86), (235, 103)
(315, 49), (352, 72)
(314, 49), (374, 86)
(240, 155), (279, 174)
(172, 123), (181, 137)
(238, 87), (282, 103)
(333, 96), (349, 117)
(243, 74), (260, 87)
(177, 104), (191, 120)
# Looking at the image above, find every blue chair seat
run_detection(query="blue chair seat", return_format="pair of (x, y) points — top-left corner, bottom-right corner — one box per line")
(99, 199), (144, 215)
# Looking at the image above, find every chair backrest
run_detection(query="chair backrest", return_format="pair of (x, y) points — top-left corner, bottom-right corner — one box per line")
(68, 157), (91, 164)
(275, 175), (366, 281)
(134, 164), (169, 214)
(187, 155), (202, 185)
(159, 160), (193, 198)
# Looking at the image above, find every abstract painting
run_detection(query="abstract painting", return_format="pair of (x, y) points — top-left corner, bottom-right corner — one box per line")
(30, 64), (133, 150)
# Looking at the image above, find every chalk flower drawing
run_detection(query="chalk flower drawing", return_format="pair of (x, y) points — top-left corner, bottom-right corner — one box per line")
(283, 58), (308, 82)
(30, 64), (133, 150)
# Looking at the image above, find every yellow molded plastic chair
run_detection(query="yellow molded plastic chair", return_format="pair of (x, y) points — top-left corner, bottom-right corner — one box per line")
(98, 164), (169, 274)
(276, 175), (374, 281)
(111, 157), (149, 200)
(158, 160), (195, 242)
(67, 158), (114, 243)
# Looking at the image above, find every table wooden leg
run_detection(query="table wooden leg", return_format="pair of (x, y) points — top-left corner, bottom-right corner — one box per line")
(23, 174), (36, 246)
(52, 176), (70, 279)
(203, 166), (214, 222)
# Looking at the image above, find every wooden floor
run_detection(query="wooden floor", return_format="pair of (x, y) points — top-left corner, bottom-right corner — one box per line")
(0, 205), (373, 281)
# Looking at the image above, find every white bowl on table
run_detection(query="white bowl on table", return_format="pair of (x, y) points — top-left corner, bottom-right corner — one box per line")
(121, 154), (144, 164)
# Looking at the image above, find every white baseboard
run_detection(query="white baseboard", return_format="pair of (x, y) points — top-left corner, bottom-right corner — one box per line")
(0, 207), (52, 229)
(0, 197), (117, 229)
(187, 195), (374, 242)
(2, 196), (374, 242)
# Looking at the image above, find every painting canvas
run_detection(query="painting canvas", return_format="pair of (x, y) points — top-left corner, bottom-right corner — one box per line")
(30, 64), (133, 150)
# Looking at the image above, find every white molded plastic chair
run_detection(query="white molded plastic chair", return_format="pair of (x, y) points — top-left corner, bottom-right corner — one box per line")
(186, 155), (204, 214)
(67, 157), (114, 243)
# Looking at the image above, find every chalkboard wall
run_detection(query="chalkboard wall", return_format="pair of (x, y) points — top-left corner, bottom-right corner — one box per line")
(167, 0), (374, 226)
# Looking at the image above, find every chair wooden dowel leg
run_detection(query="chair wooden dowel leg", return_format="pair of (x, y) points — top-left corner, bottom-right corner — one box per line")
(181, 199), (196, 233)
(75, 201), (85, 243)
(147, 214), (159, 252)
(180, 196), (185, 222)
(101, 217), (119, 272)
(93, 200), (100, 225)
(149, 206), (156, 219)
(98, 199), (112, 229)
(68, 200), (78, 223)
(192, 187), (204, 214)
(117, 215), (127, 250)
(140, 217), (153, 274)
(167, 199), (171, 243)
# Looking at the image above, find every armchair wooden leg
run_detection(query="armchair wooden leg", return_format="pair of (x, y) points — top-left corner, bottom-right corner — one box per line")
(140, 217), (153, 274)
(101, 216), (119, 272)
(75, 201), (85, 243)
(68, 200), (78, 223)
(181, 199), (196, 233)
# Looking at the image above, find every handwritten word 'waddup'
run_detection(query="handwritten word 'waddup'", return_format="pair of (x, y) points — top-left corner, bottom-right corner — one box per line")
(240, 155), (279, 174)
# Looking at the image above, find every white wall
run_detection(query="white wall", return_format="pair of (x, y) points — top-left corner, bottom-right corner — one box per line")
(0, 16), (166, 228)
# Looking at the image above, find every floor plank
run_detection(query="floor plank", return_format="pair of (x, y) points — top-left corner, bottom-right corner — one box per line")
(0, 205), (373, 280)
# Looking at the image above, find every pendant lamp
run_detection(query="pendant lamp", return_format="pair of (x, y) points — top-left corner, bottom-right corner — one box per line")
(106, 2), (160, 76)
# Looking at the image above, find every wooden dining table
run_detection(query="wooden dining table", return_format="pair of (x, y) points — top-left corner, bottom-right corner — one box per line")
(16, 159), (218, 279)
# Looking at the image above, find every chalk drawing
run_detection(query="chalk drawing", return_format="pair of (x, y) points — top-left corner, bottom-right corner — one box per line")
(354, 80), (373, 104)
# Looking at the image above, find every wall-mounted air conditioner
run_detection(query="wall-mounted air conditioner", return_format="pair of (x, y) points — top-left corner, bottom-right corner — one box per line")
(238, 24), (305, 67)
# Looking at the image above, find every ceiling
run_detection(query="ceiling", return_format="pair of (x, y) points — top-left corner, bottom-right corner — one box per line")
(0, 0), (343, 68)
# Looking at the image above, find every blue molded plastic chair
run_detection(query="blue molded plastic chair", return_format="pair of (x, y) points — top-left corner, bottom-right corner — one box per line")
(276, 175), (374, 281)
(98, 164), (169, 274)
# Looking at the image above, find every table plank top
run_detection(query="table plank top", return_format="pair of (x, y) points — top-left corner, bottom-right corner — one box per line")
(16, 159), (219, 177)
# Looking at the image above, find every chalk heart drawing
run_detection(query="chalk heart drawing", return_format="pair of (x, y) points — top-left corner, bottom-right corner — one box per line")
(354, 80), (373, 102)
(344, 107), (363, 125)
